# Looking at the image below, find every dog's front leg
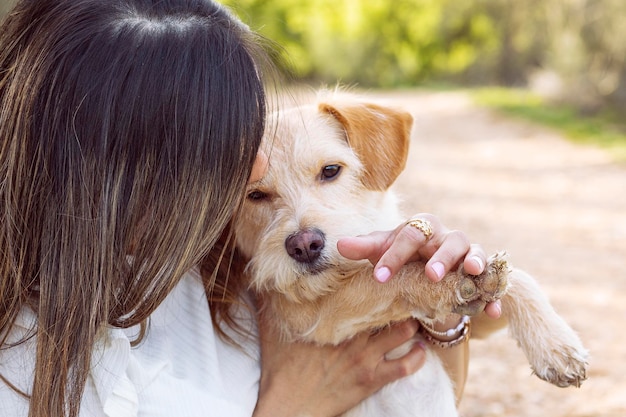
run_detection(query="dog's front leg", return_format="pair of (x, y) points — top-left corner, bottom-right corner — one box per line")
(397, 252), (510, 323)
(499, 268), (589, 387)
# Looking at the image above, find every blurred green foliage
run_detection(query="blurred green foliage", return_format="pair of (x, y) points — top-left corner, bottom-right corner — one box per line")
(223, 0), (626, 116)
(1, 0), (624, 120)
(224, 0), (501, 87)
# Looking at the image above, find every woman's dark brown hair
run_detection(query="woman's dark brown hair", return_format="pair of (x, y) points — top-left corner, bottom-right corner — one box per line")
(0, 0), (272, 415)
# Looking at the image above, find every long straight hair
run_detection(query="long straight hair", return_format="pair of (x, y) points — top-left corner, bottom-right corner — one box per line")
(0, 0), (273, 415)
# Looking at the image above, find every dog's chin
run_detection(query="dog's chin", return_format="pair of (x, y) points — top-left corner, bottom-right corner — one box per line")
(249, 253), (368, 302)
(261, 260), (352, 303)
(296, 261), (332, 276)
(292, 255), (364, 278)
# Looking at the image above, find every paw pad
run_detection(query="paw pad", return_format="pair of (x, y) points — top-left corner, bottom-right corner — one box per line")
(453, 252), (510, 316)
(459, 278), (477, 300)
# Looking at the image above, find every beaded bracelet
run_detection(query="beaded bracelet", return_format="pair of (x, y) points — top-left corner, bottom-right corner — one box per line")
(417, 316), (471, 349)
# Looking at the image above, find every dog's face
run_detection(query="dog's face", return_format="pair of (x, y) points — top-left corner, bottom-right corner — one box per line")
(234, 97), (413, 302)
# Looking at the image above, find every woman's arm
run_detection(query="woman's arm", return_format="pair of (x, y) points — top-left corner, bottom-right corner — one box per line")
(429, 314), (470, 403)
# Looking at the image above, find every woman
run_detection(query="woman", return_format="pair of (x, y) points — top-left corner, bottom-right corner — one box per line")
(0, 1), (498, 416)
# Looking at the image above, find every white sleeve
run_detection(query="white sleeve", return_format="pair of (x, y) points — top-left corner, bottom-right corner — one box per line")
(0, 308), (37, 417)
(0, 268), (261, 417)
(119, 268), (261, 417)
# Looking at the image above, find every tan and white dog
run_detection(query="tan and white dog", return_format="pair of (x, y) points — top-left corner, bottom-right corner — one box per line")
(233, 93), (588, 417)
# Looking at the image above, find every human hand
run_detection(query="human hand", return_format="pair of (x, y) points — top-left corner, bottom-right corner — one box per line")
(253, 316), (425, 417)
(336, 213), (501, 319)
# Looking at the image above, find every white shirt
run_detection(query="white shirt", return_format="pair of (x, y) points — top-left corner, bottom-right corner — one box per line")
(0, 268), (261, 417)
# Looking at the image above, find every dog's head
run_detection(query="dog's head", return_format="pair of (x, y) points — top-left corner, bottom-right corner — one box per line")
(234, 94), (413, 302)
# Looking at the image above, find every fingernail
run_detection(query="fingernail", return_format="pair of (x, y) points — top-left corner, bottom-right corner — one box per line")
(494, 300), (502, 316)
(375, 267), (391, 283)
(431, 262), (445, 281)
(471, 255), (485, 272)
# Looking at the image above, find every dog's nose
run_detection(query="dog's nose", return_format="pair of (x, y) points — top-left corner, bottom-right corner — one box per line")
(285, 229), (325, 264)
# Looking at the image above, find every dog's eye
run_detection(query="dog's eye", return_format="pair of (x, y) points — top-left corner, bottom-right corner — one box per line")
(321, 164), (341, 181)
(247, 190), (268, 201)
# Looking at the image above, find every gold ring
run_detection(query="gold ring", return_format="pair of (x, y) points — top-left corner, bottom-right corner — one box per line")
(405, 218), (433, 241)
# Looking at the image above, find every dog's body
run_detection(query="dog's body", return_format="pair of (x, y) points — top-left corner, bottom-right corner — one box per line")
(234, 93), (588, 417)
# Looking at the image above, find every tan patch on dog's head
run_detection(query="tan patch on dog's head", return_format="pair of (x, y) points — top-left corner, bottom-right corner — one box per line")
(318, 97), (412, 191)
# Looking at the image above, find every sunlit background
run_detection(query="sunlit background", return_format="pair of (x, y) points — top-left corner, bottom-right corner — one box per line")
(2, 0), (624, 151)
(222, 0), (626, 111)
(1, 1), (624, 416)
(219, 0), (626, 159)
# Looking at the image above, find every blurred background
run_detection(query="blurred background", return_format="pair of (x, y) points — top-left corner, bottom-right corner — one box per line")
(221, 0), (626, 159)
(2, 0), (624, 153)
(1, 0), (624, 416)
(222, 0), (626, 116)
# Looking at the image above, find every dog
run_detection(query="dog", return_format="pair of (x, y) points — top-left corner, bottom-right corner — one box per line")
(233, 92), (588, 417)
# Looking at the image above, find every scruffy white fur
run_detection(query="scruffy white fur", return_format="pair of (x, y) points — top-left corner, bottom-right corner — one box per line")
(233, 93), (588, 417)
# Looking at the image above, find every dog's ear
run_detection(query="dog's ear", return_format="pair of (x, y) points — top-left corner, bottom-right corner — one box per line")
(319, 101), (413, 191)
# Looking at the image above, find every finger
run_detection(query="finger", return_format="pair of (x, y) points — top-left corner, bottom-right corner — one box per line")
(484, 300), (502, 319)
(462, 244), (487, 276)
(337, 231), (394, 265)
(373, 215), (441, 283)
(368, 320), (419, 356)
(424, 230), (471, 282)
(375, 342), (426, 385)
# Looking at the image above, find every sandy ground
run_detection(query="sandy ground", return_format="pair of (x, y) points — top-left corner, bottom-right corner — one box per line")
(369, 90), (626, 417)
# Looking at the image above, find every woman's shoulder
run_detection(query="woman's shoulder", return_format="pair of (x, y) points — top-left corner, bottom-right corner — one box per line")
(0, 308), (35, 417)
(0, 307), (38, 395)
(0, 306), (128, 417)
(0, 269), (260, 417)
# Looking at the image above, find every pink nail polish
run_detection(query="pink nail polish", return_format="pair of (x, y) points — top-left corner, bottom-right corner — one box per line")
(494, 300), (502, 317)
(471, 255), (485, 272)
(375, 267), (391, 283)
(431, 262), (445, 281)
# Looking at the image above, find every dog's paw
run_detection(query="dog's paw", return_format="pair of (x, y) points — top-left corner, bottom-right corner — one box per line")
(527, 326), (589, 388)
(532, 334), (588, 387)
(532, 346), (588, 388)
(452, 252), (510, 316)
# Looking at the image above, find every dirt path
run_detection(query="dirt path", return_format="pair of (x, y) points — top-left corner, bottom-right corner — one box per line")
(373, 90), (626, 417)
